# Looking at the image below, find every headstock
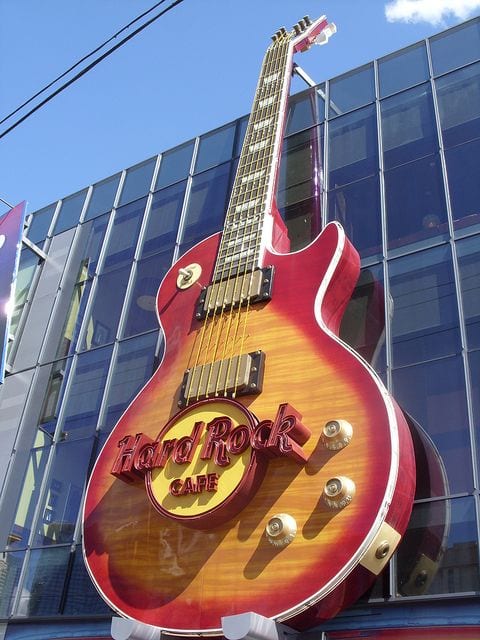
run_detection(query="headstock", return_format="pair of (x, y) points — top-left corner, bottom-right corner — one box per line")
(271, 15), (337, 53)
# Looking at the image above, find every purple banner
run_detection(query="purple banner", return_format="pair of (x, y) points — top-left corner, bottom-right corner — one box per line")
(0, 202), (27, 383)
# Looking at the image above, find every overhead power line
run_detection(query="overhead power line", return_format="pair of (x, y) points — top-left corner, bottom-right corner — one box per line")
(0, 0), (185, 140)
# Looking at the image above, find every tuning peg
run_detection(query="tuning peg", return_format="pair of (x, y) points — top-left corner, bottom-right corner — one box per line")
(303, 16), (312, 26)
(298, 19), (306, 31)
(293, 24), (302, 36)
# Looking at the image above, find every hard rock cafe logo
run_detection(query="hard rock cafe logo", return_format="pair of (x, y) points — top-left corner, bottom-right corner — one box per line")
(111, 398), (310, 528)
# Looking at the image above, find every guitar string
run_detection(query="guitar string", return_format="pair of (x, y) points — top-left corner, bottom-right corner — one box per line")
(185, 32), (290, 404)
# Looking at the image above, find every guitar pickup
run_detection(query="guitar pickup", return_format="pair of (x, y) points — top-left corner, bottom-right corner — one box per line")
(179, 351), (265, 408)
(195, 267), (273, 320)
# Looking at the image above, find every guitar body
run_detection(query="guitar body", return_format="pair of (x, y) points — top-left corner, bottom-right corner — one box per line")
(83, 222), (415, 634)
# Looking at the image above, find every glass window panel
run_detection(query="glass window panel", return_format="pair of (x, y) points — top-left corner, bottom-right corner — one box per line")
(81, 264), (131, 350)
(17, 546), (71, 616)
(0, 550), (25, 617)
(70, 214), (109, 282)
(385, 155), (448, 252)
(468, 349), (480, 472)
(26, 204), (56, 245)
(389, 246), (460, 366)
(381, 83), (438, 169)
(328, 104), (378, 188)
(13, 247), (40, 308)
(102, 197), (146, 273)
(285, 89), (317, 136)
(37, 358), (74, 437)
(195, 123), (236, 173)
(234, 116), (249, 156)
(156, 141), (194, 190)
(33, 438), (95, 546)
(119, 157), (156, 206)
(329, 64), (375, 116)
(397, 497), (479, 596)
(181, 161), (231, 246)
(457, 236), (480, 349)
(446, 139), (480, 233)
(392, 356), (471, 494)
(58, 345), (113, 441)
(84, 173), (120, 221)
(56, 279), (92, 359)
(101, 332), (159, 434)
(430, 18), (480, 76)
(436, 62), (480, 148)
(54, 190), (87, 235)
(141, 182), (185, 258)
(328, 175), (382, 259)
(122, 250), (173, 338)
(378, 42), (429, 97)
(63, 545), (111, 614)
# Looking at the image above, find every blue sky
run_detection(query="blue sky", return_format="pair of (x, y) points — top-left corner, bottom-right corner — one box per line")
(1, 0), (479, 217)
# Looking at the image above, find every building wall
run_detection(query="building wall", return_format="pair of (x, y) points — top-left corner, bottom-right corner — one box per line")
(1, 16), (480, 639)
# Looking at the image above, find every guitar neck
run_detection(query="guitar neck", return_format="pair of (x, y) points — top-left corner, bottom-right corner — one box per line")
(213, 30), (293, 282)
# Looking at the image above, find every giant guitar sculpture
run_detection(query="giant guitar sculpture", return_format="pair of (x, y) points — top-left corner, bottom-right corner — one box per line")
(83, 15), (415, 635)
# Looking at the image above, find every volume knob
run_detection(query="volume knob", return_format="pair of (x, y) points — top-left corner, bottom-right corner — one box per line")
(323, 476), (356, 509)
(265, 513), (297, 548)
(321, 420), (353, 450)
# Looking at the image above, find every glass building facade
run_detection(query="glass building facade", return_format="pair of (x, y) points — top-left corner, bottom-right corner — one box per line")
(1, 16), (480, 640)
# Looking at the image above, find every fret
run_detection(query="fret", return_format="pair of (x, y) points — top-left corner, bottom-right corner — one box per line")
(258, 95), (276, 109)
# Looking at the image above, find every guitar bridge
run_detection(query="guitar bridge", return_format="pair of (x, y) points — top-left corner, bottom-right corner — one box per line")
(195, 267), (273, 320)
(179, 351), (265, 408)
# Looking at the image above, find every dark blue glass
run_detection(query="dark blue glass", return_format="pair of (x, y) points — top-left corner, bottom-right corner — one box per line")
(181, 161), (231, 245)
(328, 175), (382, 259)
(0, 550), (25, 616)
(119, 157), (156, 206)
(389, 246), (460, 366)
(468, 350), (480, 472)
(141, 182), (186, 258)
(329, 64), (375, 116)
(457, 235), (480, 349)
(385, 155), (448, 252)
(27, 204), (56, 244)
(285, 89), (318, 136)
(328, 104), (378, 188)
(234, 116), (249, 156)
(37, 358), (74, 436)
(156, 141), (194, 190)
(381, 84), (438, 169)
(122, 250), (173, 338)
(392, 356), (471, 494)
(102, 198), (146, 272)
(54, 190), (88, 235)
(19, 546), (71, 615)
(195, 123), (236, 173)
(101, 331), (159, 434)
(445, 139), (480, 232)
(84, 173), (120, 221)
(378, 42), (429, 98)
(63, 545), (111, 614)
(430, 18), (480, 76)
(436, 62), (480, 148)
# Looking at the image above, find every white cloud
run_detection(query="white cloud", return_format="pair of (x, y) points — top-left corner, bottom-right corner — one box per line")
(385, 0), (480, 25)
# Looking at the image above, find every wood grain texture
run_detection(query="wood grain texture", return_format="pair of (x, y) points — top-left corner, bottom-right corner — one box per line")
(83, 223), (415, 634)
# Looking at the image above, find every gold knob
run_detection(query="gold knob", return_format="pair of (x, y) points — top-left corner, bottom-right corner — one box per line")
(321, 420), (353, 450)
(265, 514), (297, 548)
(323, 476), (356, 509)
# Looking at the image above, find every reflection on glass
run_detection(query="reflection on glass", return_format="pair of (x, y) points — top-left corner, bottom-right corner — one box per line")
(378, 42), (429, 97)
(17, 546), (71, 616)
(195, 124), (236, 173)
(430, 18), (480, 76)
(457, 236), (480, 349)
(156, 141), (194, 190)
(27, 204), (56, 245)
(33, 438), (96, 545)
(389, 246), (460, 365)
(122, 251), (173, 338)
(13, 248), (39, 309)
(0, 550), (25, 617)
(328, 104), (378, 188)
(329, 64), (375, 116)
(119, 157), (156, 206)
(445, 139), (480, 232)
(381, 83), (437, 170)
(101, 332), (159, 434)
(436, 62), (480, 148)
(285, 89), (318, 136)
(181, 162), (231, 246)
(81, 265), (131, 350)
(37, 359), (73, 437)
(234, 116), (249, 157)
(63, 545), (110, 614)
(393, 356), (471, 494)
(102, 198), (146, 273)
(84, 173), (120, 221)
(141, 183), (185, 258)
(397, 497), (479, 596)
(385, 155), (448, 251)
(468, 350), (480, 471)
(328, 175), (381, 258)
(54, 190), (88, 235)
(57, 345), (113, 441)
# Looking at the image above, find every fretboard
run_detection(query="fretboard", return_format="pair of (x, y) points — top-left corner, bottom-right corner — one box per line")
(213, 30), (292, 282)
